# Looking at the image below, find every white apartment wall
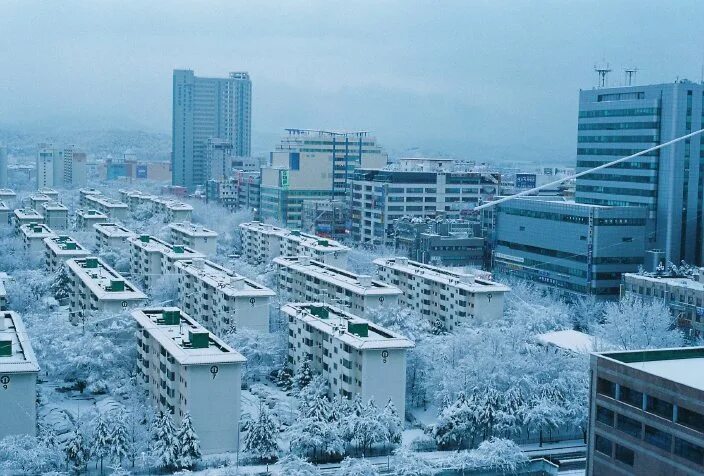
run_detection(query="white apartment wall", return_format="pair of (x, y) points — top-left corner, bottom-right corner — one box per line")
(361, 348), (407, 418)
(0, 372), (37, 439)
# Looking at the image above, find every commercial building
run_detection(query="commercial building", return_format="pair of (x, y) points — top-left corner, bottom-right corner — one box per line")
(84, 195), (129, 220)
(587, 347), (704, 475)
(301, 199), (349, 241)
(172, 70), (252, 189)
(40, 201), (69, 229)
(20, 223), (56, 253)
(150, 197), (193, 223)
(492, 197), (648, 298)
(35, 145), (87, 188)
(44, 235), (91, 273)
(283, 302), (413, 417)
(205, 138), (232, 182)
(168, 222), (218, 255)
(576, 80), (704, 265)
(239, 221), (349, 267)
(392, 217), (485, 267)
(0, 311), (40, 439)
(274, 256), (401, 317)
(260, 129), (387, 227)
(13, 209), (44, 230)
(94, 222), (136, 251)
(207, 171), (261, 212)
(66, 257), (146, 322)
(36, 146), (57, 189)
(374, 257), (509, 331)
(129, 235), (204, 289)
(132, 307), (246, 454)
(75, 209), (108, 230)
(350, 159), (501, 246)
(175, 259), (275, 334)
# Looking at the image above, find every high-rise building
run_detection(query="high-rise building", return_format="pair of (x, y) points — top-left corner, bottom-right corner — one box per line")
(259, 129), (387, 227)
(172, 70), (252, 189)
(36, 145), (57, 189)
(0, 146), (7, 187)
(36, 144), (87, 189)
(205, 138), (233, 182)
(576, 80), (704, 264)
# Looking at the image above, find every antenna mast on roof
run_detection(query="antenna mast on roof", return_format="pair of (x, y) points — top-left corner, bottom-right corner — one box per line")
(594, 63), (612, 88)
(625, 67), (638, 86)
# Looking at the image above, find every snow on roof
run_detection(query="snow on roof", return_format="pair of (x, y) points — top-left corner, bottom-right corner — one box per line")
(240, 221), (349, 252)
(0, 188), (16, 197)
(0, 201), (9, 212)
(67, 257), (146, 301)
(129, 235), (204, 260)
(623, 272), (704, 292)
(41, 201), (68, 212)
(76, 208), (108, 219)
(14, 208), (43, 220)
(44, 236), (91, 256)
(151, 197), (193, 211)
(85, 195), (128, 208)
(94, 222), (136, 237)
(169, 222), (218, 237)
(282, 302), (414, 351)
(273, 256), (401, 297)
(132, 307), (246, 365)
(0, 311), (40, 373)
(29, 194), (51, 202)
(536, 330), (597, 354)
(20, 223), (56, 238)
(374, 257), (510, 294)
(37, 188), (58, 196)
(175, 259), (275, 298)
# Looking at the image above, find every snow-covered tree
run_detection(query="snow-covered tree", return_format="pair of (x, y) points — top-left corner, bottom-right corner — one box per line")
(347, 398), (388, 456)
(151, 410), (178, 470)
(244, 402), (279, 463)
(175, 412), (201, 469)
(275, 454), (322, 476)
(293, 358), (314, 390)
(446, 437), (528, 474)
(65, 424), (90, 474)
(92, 412), (112, 473)
(393, 447), (437, 476)
(598, 294), (683, 350)
(51, 265), (72, 302)
(148, 274), (179, 306)
(338, 457), (380, 476)
(380, 400), (403, 446)
(0, 434), (63, 474)
(109, 410), (131, 467)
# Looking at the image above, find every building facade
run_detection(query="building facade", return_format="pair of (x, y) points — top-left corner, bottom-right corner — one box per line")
(129, 235), (204, 289)
(13, 209), (44, 230)
(75, 209), (108, 230)
(84, 195), (129, 220)
(44, 235), (91, 273)
(40, 202), (69, 229)
(169, 222), (218, 255)
(20, 223), (56, 253)
(94, 222), (136, 251)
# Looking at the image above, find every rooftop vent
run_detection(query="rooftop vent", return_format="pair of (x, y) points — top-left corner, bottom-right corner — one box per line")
(85, 258), (99, 268)
(173, 245), (184, 254)
(309, 305), (329, 319)
(291, 230), (301, 236)
(108, 280), (125, 292)
(189, 330), (210, 349)
(348, 322), (369, 338)
(0, 339), (11, 357)
(65, 242), (77, 250)
(161, 309), (181, 325)
(139, 235), (150, 243)
(358, 275), (373, 287)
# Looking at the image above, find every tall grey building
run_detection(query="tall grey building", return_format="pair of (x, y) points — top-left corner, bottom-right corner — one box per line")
(172, 70), (252, 189)
(576, 80), (704, 264)
(0, 146), (7, 187)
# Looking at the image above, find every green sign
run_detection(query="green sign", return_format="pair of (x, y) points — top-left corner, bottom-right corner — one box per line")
(280, 170), (289, 189)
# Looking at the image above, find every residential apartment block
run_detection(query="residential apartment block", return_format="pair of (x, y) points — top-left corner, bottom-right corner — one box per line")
(40, 201), (69, 229)
(19, 223), (56, 253)
(66, 257), (146, 322)
(0, 189), (16, 208)
(133, 307), (246, 454)
(44, 235), (91, 273)
(0, 201), (9, 227)
(118, 189), (156, 210)
(75, 209), (108, 230)
(283, 302), (413, 418)
(150, 197), (193, 223)
(273, 256), (401, 317)
(0, 311), (40, 440)
(84, 195), (129, 220)
(13, 209), (44, 230)
(239, 221), (349, 267)
(28, 193), (51, 211)
(169, 222), (218, 255)
(588, 347), (704, 475)
(36, 188), (59, 200)
(129, 235), (204, 289)
(374, 257), (509, 331)
(207, 171), (261, 212)
(0, 273), (7, 311)
(94, 222), (136, 251)
(175, 259), (275, 334)
(79, 188), (102, 207)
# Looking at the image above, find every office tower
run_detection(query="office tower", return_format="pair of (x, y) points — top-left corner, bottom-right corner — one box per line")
(587, 347), (704, 475)
(36, 145), (57, 188)
(60, 146), (87, 188)
(259, 129), (387, 227)
(172, 70), (252, 189)
(576, 80), (704, 264)
(0, 146), (7, 187)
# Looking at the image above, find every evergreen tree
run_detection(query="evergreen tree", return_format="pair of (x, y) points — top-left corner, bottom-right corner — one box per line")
(51, 265), (72, 301)
(293, 358), (313, 390)
(175, 412), (201, 469)
(150, 410), (178, 470)
(65, 425), (89, 474)
(243, 402), (280, 464)
(92, 413), (112, 474)
(381, 399), (403, 446)
(109, 411), (131, 466)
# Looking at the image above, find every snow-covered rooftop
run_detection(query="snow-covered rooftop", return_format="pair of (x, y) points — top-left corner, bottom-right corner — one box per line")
(14, 208), (43, 220)
(85, 195), (129, 209)
(67, 257), (146, 302)
(29, 193), (51, 203)
(132, 307), (246, 365)
(623, 272), (704, 292)
(169, 221), (218, 238)
(0, 188), (16, 197)
(536, 330), (597, 354)
(94, 222), (136, 238)
(241, 221), (349, 252)
(374, 257), (510, 294)
(37, 187), (58, 197)
(44, 235), (91, 257)
(282, 302), (414, 350)
(20, 223), (55, 239)
(274, 256), (401, 297)
(0, 311), (40, 374)
(151, 197), (193, 211)
(129, 235), (204, 260)
(41, 201), (68, 212)
(76, 208), (108, 219)
(175, 259), (275, 297)
(0, 201), (9, 212)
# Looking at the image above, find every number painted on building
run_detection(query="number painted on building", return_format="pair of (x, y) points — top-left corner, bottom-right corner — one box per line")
(381, 350), (389, 363)
(210, 365), (219, 379)
(0, 375), (9, 389)
(250, 297), (256, 306)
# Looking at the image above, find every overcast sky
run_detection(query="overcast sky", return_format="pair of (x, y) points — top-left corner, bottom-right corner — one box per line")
(1, 1), (703, 162)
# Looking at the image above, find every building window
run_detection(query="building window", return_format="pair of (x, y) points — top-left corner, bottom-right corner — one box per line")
(597, 377), (616, 398)
(614, 444), (635, 466)
(677, 406), (704, 433)
(616, 413), (642, 438)
(595, 434), (613, 456)
(618, 385), (643, 409)
(645, 395), (673, 420)
(644, 425), (671, 451)
(674, 437), (704, 466)
(596, 406), (614, 426)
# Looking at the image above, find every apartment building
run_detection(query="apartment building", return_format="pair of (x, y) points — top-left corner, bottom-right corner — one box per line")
(129, 235), (204, 289)
(374, 257), (509, 331)
(40, 201), (69, 229)
(13, 209), (44, 230)
(29, 194), (51, 211)
(151, 197), (193, 223)
(169, 222), (218, 255)
(118, 189), (156, 210)
(351, 159), (501, 246)
(94, 222), (136, 251)
(66, 257), (146, 322)
(239, 221), (349, 267)
(44, 235), (91, 273)
(175, 259), (275, 334)
(75, 209), (108, 230)
(0, 273), (7, 311)
(84, 195), (129, 220)
(20, 223), (56, 253)
(79, 188), (102, 207)
(0, 201), (9, 227)
(0, 311), (40, 440)
(588, 347), (704, 475)
(0, 189), (17, 207)
(133, 307), (246, 453)
(283, 302), (413, 417)
(273, 256), (401, 317)
(208, 171), (261, 212)
(36, 188), (59, 200)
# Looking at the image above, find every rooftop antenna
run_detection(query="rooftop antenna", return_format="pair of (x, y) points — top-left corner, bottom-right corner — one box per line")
(625, 67), (638, 86)
(594, 63), (612, 88)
